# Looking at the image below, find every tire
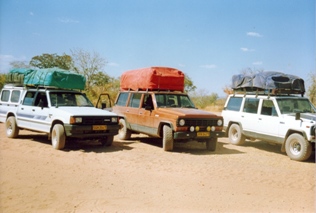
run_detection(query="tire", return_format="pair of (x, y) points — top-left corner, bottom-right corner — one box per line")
(101, 135), (114, 147)
(285, 133), (312, 161)
(206, 138), (217, 151)
(118, 119), (131, 140)
(163, 125), (173, 151)
(51, 124), (66, 150)
(228, 123), (245, 145)
(6, 116), (19, 138)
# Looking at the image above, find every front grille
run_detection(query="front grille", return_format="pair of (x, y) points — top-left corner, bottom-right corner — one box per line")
(178, 119), (218, 126)
(82, 116), (114, 125)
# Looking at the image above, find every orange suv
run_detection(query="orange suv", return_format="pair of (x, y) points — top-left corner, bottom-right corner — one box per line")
(112, 67), (225, 151)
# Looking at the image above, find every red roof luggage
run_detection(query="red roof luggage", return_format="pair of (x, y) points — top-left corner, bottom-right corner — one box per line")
(120, 67), (185, 92)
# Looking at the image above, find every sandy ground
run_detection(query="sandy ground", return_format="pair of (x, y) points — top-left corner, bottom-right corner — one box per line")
(0, 122), (315, 213)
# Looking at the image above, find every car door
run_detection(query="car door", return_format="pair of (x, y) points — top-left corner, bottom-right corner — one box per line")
(17, 91), (51, 132)
(137, 93), (156, 135)
(257, 99), (280, 139)
(125, 93), (142, 131)
(240, 97), (260, 136)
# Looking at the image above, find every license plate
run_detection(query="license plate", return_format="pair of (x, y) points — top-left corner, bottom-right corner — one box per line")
(197, 132), (210, 137)
(92, 125), (107, 130)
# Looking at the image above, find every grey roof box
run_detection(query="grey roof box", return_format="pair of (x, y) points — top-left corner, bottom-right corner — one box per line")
(232, 71), (305, 95)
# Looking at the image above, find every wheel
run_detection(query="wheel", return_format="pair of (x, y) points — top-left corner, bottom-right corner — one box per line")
(163, 125), (173, 151)
(118, 119), (131, 140)
(6, 116), (19, 138)
(101, 135), (114, 147)
(206, 138), (217, 151)
(285, 133), (312, 161)
(51, 124), (66, 150)
(228, 123), (245, 145)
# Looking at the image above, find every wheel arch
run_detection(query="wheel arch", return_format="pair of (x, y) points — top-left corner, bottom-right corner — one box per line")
(158, 121), (174, 138)
(49, 120), (64, 139)
(226, 121), (243, 137)
(281, 129), (307, 152)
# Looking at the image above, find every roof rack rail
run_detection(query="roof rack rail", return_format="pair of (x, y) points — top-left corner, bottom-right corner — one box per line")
(233, 88), (305, 97)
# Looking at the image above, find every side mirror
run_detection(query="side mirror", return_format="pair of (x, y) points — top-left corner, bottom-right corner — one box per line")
(295, 112), (301, 120)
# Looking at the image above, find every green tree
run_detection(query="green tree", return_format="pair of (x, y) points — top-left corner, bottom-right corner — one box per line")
(307, 71), (316, 105)
(29, 53), (73, 70)
(184, 74), (196, 93)
(190, 89), (218, 109)
(0, 73), (6, 90)
(71, 48), (106, 90)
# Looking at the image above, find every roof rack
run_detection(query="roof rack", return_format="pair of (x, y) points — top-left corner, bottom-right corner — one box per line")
(233, 88), (305, 97)
(121, 88), (183, 93)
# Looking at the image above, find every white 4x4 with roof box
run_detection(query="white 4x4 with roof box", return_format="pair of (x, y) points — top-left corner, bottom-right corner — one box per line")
(0, 68), (120, 149)
(222, 72), (315, 161)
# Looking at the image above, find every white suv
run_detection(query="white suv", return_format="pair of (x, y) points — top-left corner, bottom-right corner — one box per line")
(0, 84), (120, 150)
(222, 93), (316, 161)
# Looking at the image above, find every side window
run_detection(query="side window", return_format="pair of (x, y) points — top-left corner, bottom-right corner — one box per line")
(11, 90), (21, 103)
(261, 100), (278, 116)
(34, 92), (48, 108)
(116, 92), (129, 106)
(226, 97), (243, 111)
(128, 93), (142, 108)
(22, 91), (36, 106)
(243, 98), (259, 114)
(142, 94), (153, 109)
(166, 94), (177, 107)
(1, 90), (10, 102)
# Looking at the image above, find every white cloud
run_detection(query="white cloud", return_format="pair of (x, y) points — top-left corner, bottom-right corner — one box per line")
(178, 63), (186, 67)
(252, 61), (263, 65)
(247, 32), (263, 37)
(30, 12), (34, 16)
(108, 62), (119, 67)
(58, 18), (79, 24)
(200, 64), (216, 69)
(241, 47), (255, 52)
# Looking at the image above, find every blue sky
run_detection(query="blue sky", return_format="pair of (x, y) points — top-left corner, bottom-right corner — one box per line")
(0, 0), (315, 96)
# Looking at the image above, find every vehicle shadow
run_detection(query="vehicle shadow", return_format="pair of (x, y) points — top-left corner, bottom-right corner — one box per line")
(243, 140), (315, 163)
(127, 136), (244, 155)
(15, 134), (134, 153)
(64, 140), (134, 153)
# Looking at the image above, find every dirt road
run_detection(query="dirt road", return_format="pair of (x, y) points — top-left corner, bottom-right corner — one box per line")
(0, 123), (315, 213)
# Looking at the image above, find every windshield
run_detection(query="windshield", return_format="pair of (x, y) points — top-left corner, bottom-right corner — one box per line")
(155, 94), (195, 108)
(49, 92), (94, 107)
(276, 98), (316, 114)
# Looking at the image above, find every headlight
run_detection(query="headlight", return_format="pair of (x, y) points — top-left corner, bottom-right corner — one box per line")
(179, 119), (185, 126)
(70, 116), (82, 124)
(111, 117), (118, 123)
(217, 120), (223, 126)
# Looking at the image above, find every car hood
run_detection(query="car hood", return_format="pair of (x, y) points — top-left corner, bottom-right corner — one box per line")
(53, 106), (118, 116)
(286, 113), (316, 123)
(156, 107), (221, 118)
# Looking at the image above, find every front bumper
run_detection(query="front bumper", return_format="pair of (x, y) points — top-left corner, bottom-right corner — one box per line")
(173, 131), (226, 140)
(64, 124), (120, 138)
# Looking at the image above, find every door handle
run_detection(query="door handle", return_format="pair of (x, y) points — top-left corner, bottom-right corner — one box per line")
(32, 109), (35, 112)
(259, 118), (262, 120)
